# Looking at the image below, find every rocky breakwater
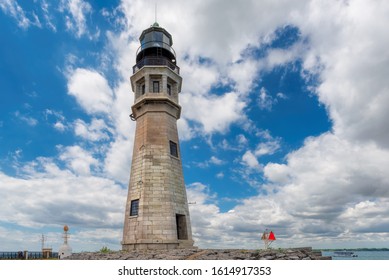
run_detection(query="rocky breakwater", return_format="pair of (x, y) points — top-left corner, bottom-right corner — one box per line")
(65, 247), (331, 260)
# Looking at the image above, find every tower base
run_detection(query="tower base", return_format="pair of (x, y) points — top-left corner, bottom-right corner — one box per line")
(122, 240), (195, 251)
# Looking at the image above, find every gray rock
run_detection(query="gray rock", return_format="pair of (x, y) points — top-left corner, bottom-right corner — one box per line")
(64, 248), (331, 260)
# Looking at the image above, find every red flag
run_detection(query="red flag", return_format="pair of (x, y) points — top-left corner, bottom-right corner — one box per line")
(268, 231), (276, 241)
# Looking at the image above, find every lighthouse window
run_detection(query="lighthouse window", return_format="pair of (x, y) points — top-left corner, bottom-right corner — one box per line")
(153, 81), (160, 93)
(169, 141), (178, 157)
(141, 84), (145, 94)
(167, 84), (171, 95)
(130, 199), (139, 216)
(138, 83), (145, 95)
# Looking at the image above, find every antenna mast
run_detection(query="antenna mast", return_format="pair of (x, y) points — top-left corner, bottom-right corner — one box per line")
(155, 2), (158, 23)
(41, 234), (46, 249)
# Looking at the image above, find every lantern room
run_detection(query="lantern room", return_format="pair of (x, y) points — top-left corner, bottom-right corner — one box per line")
(134, 22), (178, 73)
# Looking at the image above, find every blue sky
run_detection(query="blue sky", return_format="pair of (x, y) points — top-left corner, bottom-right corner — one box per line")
(1, 0), (389, 252)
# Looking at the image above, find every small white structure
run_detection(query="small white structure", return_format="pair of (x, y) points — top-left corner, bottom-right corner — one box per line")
(58, 225), (72, 259)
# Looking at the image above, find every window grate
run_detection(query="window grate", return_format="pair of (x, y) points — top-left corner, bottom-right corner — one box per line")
(130, 199), (139, 216)
(169, 141), (178, 157)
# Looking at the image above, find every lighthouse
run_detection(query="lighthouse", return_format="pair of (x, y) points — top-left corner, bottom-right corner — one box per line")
(122, 22), (194, 250)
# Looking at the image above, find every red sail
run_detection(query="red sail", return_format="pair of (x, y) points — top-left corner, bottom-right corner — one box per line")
(268, 231), (276, 240)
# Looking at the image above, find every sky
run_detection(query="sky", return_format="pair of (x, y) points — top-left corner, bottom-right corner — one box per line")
(1, 0), (389, 252)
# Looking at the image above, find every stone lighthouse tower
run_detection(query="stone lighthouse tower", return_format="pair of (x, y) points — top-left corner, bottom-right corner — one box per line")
(122, 23), (194, 250)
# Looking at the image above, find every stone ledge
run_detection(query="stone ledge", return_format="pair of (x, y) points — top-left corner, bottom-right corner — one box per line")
(65, 248), (331, 260)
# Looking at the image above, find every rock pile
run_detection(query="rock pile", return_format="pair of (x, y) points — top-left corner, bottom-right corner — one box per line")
(65, 247), (331, 260)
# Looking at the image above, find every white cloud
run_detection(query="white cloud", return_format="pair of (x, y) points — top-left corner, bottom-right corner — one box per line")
(74, 118), (111, 141)
(54, 121), (66, 132)
(3, 0), (389, 251)
(257, 87), (288, 111)
(114, 0), (309, 139)
(45, 109), (67, 131)
(263, 42), (304, 69)
(227, 60), (259, 94)
(291, 0), (389, 148)
(59, 145), (98, 176)
(195, 156), (226, 168)
(241, 151), (261, 170)
(180, 58), (219, 97)
(181, 91), (246, 134)
(258, 87), (274, 111)
(209, 156), (225, 165)
(254, 139), (280, 157)
(237, 134), (248, 146)
(0, 0), (32, 29)
(62, 0), (389, 249)
(67, 68), (114, 115)
(263, 163), (290, 184)
(187, 182), (216, 205)
(276, 92), (287, 99)
(177, 118), (195, 141)
(40, 0), (56, 32)
(14, 111), (38, 126)
(187, 182), (294, 248)
(59, 0), (98, 39)
(109, 82), (134, 139)
(104, 137), (132, 184)
(259, 133), (389, 242)
(173, 0), (389, 249)
(0, 158), (126, 250)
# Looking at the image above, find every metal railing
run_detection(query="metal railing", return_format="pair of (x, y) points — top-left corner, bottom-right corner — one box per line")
(133, 56), (180, 74)
(0, 251), (59, 259)
(136, 41), (176, 58)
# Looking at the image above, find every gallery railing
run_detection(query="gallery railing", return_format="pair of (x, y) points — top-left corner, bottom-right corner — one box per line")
(133, 56), (180, 74)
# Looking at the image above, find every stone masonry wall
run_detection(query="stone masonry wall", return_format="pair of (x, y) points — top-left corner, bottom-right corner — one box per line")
(122, 96), (193, 249)
(66, 248), (331, 260)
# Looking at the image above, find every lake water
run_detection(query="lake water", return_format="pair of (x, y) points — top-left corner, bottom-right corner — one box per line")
(322, 251), (389, 260)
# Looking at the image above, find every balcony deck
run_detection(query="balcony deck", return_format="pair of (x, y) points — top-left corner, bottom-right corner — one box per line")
(133, 56), (180, 74)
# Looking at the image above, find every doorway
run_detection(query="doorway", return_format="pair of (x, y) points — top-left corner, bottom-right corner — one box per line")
(176, 214), (188, 240)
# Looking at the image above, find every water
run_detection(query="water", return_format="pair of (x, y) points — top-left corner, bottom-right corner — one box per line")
(322, 251), (389, 260)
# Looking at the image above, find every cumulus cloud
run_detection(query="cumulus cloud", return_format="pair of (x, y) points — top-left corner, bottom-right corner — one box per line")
(171, 0), (389, 248)
(0, 158), (126, 250)
(177, 118), (195, 141)
(53, 121), (66, 132)
(263, 163), (290, 185)
(104, 137), (133, 184)
(58, 145), (99, 176)
(115, 0), (308, 139)
(255, 138), (281, 157)
(218, 133), (389, 247)
(241, 151), (261, 170)
(291, 0), (389, 148)
(67, 68), (114, 115)
(74, 118), (112, 141)
(3, 0), (389, 250)
(187, 182), (295, 248)
(195, 156), (226, 169)
(181, 91), (246, 134)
